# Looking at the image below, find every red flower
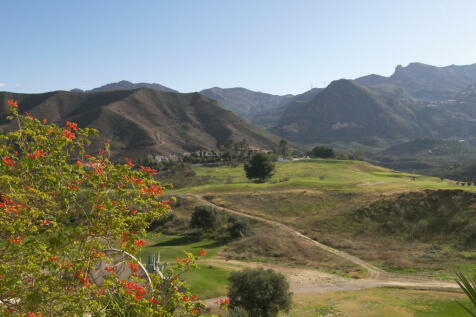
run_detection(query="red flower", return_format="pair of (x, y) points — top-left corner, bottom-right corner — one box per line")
(99, 149), (108, 156)
(191, 309), (200, 314)
(2, 156), (14, 167)
(42, 220), (51, 226)
(75, 160), (83, 167)
(149, 298), (161, 304)
(104, 266), (115, 274)
(27, 150), (47, 159)
(62, 130), (76, 140)
(130, 209), (138, 215)
(133, 240), (145, 247)
(182, 296), (190, 302)
(7, 237), (22, 244)
(128, 262), (139, 272)
(198, 250), (207, 256)
(48, 256), (59, 262)
(68, 184), (79, 191)
(65, 121), (78, 131)
(191, 295), (199, 301)
(7, 100), (18, 108)
(140, 165), (157, 175)
(84, 154), (92, 158)
(93, 204), (105, 211)
(125, 157), (134, 167)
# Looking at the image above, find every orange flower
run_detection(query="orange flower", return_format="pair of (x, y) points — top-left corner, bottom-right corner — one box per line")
(7, 237), (22, 244)
(75, 160), (83, 167)
(2, 156), (14, 167)
(62, 130), (76, 140)
(27, 150), (47, 159)
(140, 165), (157, 175)
(7, 99), (18, 108)
(42, 220), (51, 226)
(128, 262), (139, 272)
(65, 121), (78, 131)
(133, 239), (145, 247)
(130, 209), (138, 215)
(124, 157), (134, 167)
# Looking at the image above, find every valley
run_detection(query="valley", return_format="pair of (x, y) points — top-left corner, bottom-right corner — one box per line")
(142, 159), (476, 315)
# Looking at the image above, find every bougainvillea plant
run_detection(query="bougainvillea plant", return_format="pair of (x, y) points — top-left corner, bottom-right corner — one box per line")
(0, 100), (205, 316)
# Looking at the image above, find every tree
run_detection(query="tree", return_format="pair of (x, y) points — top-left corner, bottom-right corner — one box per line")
(277, 139), (291, 159)
(0, 100), (203, 315)
(190, 205), (221, 230)
(228, 216), (251, 239)
(228, 268), (292, 317)
(309, 146), (335, 158)
(244, 152), (275, 182)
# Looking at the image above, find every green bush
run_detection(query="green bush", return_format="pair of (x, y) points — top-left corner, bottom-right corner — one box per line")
(190, 205), (222, 230)
(308, 146), (335, 158)
(244, 153), (275, 182)
(228, 268), (292, 317)
(228, 216), (251, 239)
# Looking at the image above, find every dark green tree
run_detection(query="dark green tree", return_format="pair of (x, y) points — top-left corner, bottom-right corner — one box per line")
(309, 146), (335, 158)
(244, 152), (275, 182)
(277, 139), (291, 159)
(228, 217), (251, 239)
(228, 268), (292, 317)
(190, 205), (220, 230)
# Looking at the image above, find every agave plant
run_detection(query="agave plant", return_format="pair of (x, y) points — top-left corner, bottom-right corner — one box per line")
(456, 272), (476, 316)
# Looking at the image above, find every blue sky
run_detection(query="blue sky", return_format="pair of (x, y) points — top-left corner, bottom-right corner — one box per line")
(2, 0), (476, 95)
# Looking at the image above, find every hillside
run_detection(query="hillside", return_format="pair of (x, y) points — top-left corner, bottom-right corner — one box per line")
(0, 88), (281, 159)
(174, 159), (476, 280)
(271, 79), (423, 148)
(199, 87), (294, 123)
(72, 80), (177, 93)
(356, 62), (476, 101)
(369, 138), (476, 172)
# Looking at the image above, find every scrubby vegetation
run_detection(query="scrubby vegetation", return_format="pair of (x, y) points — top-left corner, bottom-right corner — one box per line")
(228, 268), (292, 317)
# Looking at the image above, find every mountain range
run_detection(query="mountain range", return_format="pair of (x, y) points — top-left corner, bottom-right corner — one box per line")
(0, 89), (280, 159)
(6, 61), (476, 166)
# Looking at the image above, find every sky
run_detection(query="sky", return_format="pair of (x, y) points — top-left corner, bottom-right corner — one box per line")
(1, 0), (476, 95)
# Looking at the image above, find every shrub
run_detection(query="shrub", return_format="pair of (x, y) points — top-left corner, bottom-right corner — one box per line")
(190, 205), (221, 230)
(308, 146), (335, 158)
(228, 216), (251, 239)
(244, 152), (275, 182)
(0, 100), (203, 315)
(228, 268), (292, 317)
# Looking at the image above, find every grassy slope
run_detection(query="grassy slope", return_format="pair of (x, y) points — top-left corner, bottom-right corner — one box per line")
(174, 159), (476, 278)
(286, 288), (469, 317)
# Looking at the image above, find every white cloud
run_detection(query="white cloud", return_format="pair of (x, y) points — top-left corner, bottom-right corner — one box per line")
(0, 82), (5, 87)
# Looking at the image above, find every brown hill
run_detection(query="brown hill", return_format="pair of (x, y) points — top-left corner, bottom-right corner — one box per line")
(0, 88), (280, 159)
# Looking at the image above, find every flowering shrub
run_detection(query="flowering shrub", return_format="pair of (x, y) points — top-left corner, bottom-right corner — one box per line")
(0, 101), (204, 316)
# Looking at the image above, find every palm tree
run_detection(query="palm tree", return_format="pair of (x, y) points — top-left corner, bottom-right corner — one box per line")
(456, 272), (476, 316)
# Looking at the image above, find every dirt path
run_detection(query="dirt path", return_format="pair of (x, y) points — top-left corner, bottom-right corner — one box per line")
(185, 194), (384, 278)
(180, 194), (462, 307)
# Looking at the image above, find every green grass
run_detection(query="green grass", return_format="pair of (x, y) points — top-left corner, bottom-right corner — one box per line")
(183, 264), (229, 298)
(175, 159), (467, 195)
(285, 288), (470, 317)
(139, 234), (231, 298)
(140, 234), (224, 262)
(171, 159), (476, 279)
